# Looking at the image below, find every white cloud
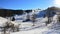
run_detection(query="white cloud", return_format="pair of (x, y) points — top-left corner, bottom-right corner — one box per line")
(53, 0), (60, 7)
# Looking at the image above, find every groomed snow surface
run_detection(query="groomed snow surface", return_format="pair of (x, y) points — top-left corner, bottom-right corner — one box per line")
(0, 14), (60, 34)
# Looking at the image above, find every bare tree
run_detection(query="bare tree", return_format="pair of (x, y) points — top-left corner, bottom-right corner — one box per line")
(31, 13), (36, 26)
(46, 7), (56, 25)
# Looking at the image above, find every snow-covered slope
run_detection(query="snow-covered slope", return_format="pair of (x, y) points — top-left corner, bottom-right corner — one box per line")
(0, 15), (60, 34)
(10, 14), (60, 34)
(37, 10), (46, 18)
(0, 10), (60, 34)
(0, 17), (8, 27)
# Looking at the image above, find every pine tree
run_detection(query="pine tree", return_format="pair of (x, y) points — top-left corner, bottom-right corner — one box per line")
(12, 17), (15, 21)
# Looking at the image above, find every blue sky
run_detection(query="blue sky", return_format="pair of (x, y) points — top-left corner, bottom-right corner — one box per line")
(0, 0), (53, 10)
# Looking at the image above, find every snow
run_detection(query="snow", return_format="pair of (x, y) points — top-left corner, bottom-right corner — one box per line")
(10, 14), (60, 34)
(0, 16), (47, 34)
(11, 27), (48, 34)
(0, 13), (60, 34)
(0, 17), (8, 27)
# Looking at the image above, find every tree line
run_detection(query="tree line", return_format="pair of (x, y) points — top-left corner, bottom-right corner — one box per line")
(0, 9), (32, 17)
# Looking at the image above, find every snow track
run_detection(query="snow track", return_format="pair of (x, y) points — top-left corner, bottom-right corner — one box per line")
(19, 23), (46, 31)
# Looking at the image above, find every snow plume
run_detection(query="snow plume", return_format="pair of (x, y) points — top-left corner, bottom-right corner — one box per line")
(53, 0), (60, 7)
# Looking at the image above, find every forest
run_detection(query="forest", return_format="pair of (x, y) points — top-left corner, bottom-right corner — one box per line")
(0, 9), (32, 17)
